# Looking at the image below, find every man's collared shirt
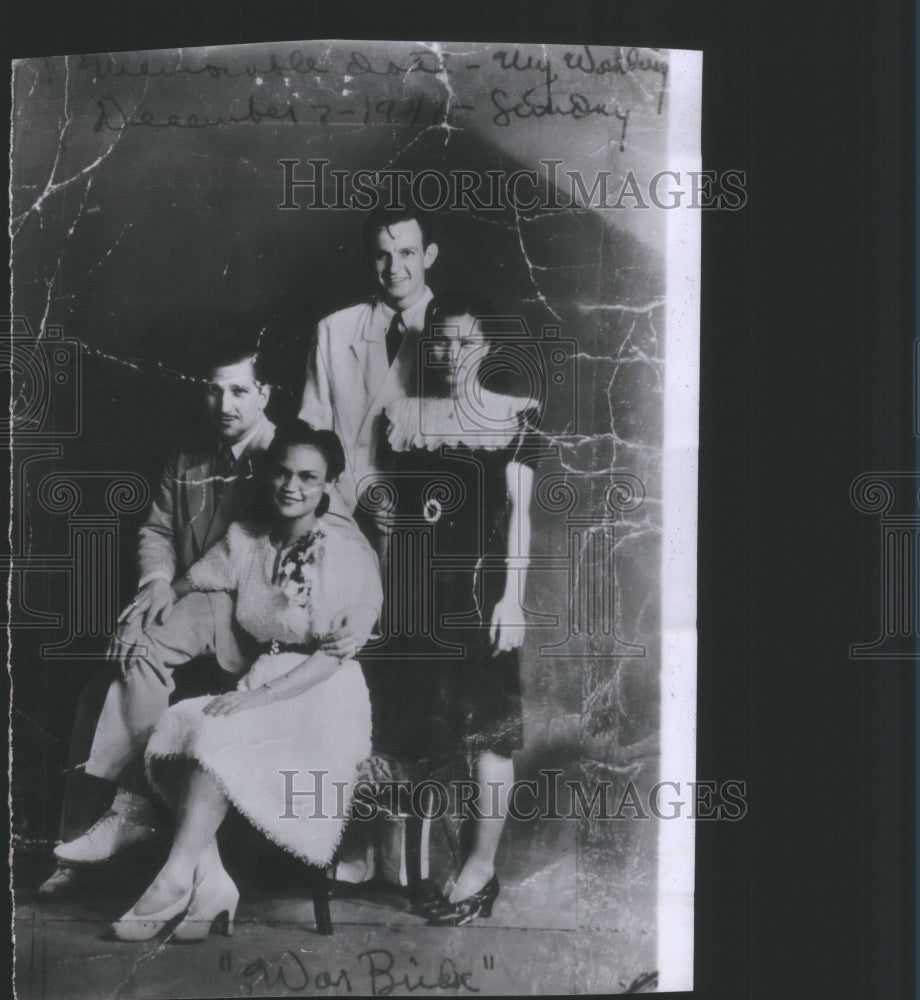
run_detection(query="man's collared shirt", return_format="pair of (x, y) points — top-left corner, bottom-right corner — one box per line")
(228, 414), (269, 462)
(369, 291), (433, 344)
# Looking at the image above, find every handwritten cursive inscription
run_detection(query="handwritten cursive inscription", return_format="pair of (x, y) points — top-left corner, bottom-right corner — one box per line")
(221, 949), (352, 996)
(492, 49), (553, 74)
(563, 45), (669, 113)
(490, 61), (630, 149)
(359, 950), (480, 996)
(346, 50), (448, 76)
(79, 43), (665, 145)
(79, 51), (329, 80)
(220, 947), (484, 996)
(563, 44), (668, 81)
(93, 95), (296, 131)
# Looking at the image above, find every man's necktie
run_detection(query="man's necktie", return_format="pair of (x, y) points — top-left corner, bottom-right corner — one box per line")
(213, 445), (235, 504)
(385, 311), (403, 367)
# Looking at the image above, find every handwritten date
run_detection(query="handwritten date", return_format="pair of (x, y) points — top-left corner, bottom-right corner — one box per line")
(93, 94), (457, 132)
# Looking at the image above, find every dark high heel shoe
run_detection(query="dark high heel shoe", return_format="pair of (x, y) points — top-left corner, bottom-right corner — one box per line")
(408, 879), (451, 918)
(427, 876), (499, 927)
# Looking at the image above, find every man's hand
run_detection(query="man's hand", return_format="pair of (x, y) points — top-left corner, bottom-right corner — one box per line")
(320, 613), (362, 660)
(203, 687), (274, 718)
(118, 579), (175, 631)
(489, 596), (526, 655)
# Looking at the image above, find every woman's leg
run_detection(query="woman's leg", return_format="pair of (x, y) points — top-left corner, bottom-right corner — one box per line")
(449, 751), (514, 901)
(132, 763), (229, 915)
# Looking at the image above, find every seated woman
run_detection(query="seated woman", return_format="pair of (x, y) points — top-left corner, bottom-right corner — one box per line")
(375, 290), (537, 926)
(110, 421), (382, 942)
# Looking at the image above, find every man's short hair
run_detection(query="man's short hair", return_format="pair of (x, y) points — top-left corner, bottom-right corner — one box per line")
(361, 204), (435, 255)
(198, 338), (268, 385)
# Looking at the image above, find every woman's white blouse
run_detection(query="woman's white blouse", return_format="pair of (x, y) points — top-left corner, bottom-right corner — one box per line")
(185, 520), (382, 646)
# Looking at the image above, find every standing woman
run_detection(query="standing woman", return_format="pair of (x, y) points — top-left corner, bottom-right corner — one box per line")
(378, 290), (538, 926)
(109, 421), (382, 941)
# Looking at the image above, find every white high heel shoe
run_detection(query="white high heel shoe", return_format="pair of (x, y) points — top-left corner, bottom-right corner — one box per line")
(111, 884), (193, 941)
(171, 865), (239, 942)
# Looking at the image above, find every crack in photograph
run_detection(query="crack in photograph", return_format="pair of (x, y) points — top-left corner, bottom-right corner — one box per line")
(8, 38), (701, 997)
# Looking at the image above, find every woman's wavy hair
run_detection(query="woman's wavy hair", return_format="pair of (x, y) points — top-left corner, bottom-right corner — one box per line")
(422, 290), (507, 396)
(257, 420), (346, 520)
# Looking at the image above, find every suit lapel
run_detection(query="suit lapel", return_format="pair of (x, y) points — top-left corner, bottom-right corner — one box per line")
(207, 464), (249, 549)
(185, 457), (215, 556)
(343, 327), (386, 449)
(350, 337), (378, 402)
(359, 291), (429, 435)
(361, 340), (390, 414)
(357, 328), (420, 441)
(362, 358), (402, 434)
(337, 296), (428, 449)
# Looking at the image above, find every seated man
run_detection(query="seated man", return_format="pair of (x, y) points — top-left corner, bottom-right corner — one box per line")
(44, 343), (277, 887)
(47, 341), (376, 892)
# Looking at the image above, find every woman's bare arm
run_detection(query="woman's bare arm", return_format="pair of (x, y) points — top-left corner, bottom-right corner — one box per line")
(489, 460), (534, 652)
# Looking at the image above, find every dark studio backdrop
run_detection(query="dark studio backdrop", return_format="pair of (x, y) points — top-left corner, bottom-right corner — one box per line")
(3, 2), (917, 999)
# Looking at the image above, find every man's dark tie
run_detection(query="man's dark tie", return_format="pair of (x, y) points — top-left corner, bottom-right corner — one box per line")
(385, 311), (403, 367)
(213, 444), (235, 504)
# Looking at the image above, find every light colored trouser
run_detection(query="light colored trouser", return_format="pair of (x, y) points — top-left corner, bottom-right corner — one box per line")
(83, 591), (246, 796)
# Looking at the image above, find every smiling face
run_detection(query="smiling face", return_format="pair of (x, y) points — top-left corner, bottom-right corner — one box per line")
(429, 313), (489, 391)
(371, 219), (438, 310)
(204, 359), (270, 444)
(269, 443), (329, 522)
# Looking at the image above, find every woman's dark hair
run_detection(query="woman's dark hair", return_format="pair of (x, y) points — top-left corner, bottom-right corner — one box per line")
(262, 420), (346, 518)
(427, 290), (497, 329)
(423, 290), (504, 394)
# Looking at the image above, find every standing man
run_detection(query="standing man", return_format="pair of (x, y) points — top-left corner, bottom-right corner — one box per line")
(300, 205), (439, 548)
(44, 344), (275, 885)
(299, 205), (439, 885)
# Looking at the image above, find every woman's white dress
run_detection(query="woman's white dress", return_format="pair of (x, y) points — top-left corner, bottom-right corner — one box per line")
(144, 520), (382, 867)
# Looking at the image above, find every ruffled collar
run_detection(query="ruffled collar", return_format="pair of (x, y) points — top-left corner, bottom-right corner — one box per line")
(385, 391), (537, 452)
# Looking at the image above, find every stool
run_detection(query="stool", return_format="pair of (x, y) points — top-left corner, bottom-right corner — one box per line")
(305, 863), (333, 936)
(303, 754), (431, 935)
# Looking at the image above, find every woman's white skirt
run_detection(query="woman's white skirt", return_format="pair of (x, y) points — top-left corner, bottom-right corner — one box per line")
(144, 653), (372, 867)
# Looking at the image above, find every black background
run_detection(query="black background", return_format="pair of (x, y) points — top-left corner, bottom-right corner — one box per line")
(3, 2), (917, 998)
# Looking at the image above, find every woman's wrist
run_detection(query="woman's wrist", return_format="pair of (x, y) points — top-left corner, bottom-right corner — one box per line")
(261, 680), (279, 702)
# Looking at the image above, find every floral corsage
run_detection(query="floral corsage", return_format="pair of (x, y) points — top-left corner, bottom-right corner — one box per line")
(277, 528), (325, 608)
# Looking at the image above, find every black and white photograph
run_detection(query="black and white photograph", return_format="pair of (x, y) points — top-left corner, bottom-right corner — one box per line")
(8, 36), (702, 996)
(7, 1), (919, 999)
